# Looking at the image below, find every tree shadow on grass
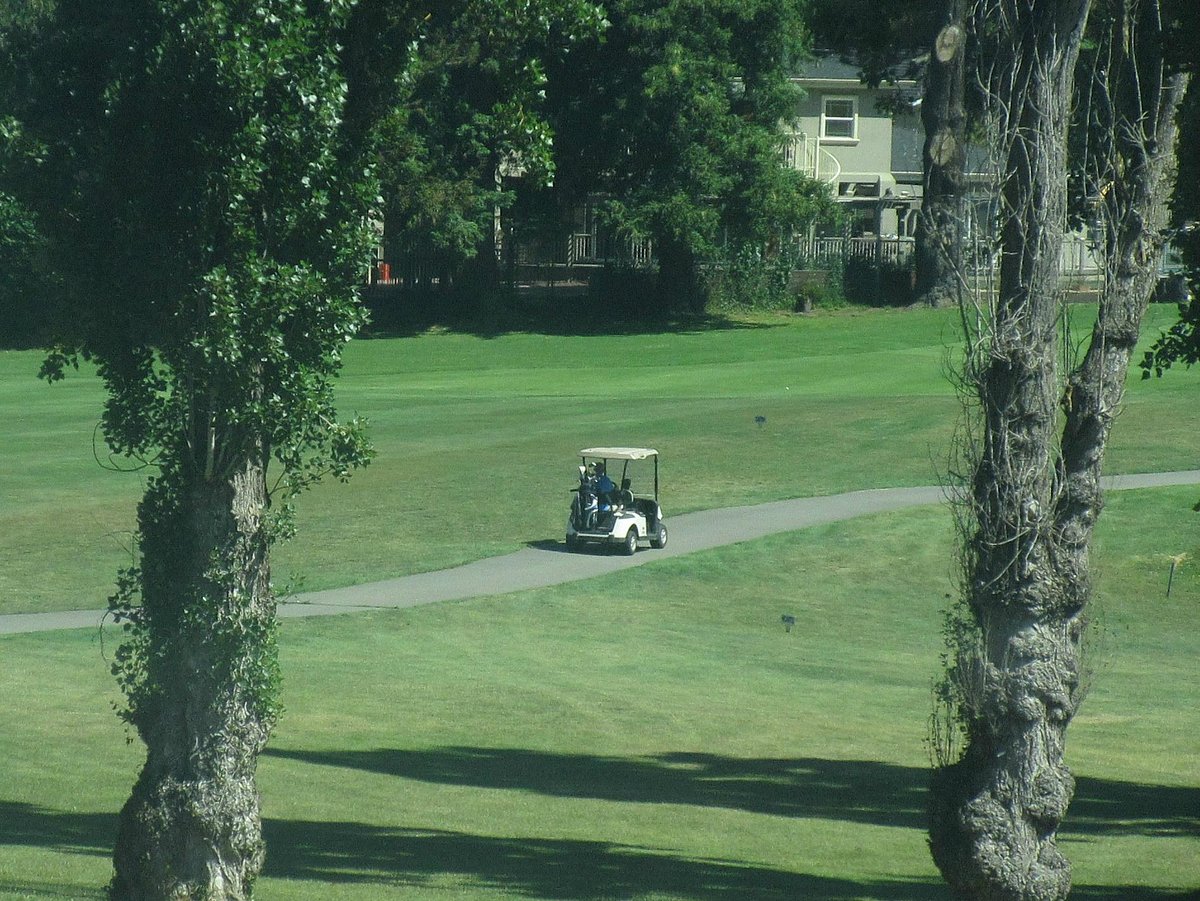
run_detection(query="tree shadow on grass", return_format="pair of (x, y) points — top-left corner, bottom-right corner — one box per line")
(359, 288), (780, 340)
(264, 747), (928, 829)
(1070, 888), (1200, 901)
(1066, 775), (1200, 839)
(265, 746), (1200, 843)
(262, 820), (947, 900)
(0, 800), (114, 857)
(0, 801), (115, 898)
(0, 798), (944, 899)
(0, 795), (1193, 900)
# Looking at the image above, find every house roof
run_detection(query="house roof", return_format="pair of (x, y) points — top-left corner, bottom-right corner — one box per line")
(794, 53), (920, 88)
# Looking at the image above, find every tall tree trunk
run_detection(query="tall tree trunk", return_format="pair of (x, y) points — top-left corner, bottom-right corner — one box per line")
(914, 0), (968, 308)
(1058, 3), (1187, 617)
(929, 2), (1092, 899)
(110, 453), (276, 900)
(930, 3), (1186, 900)
(657, 238), (701, 312)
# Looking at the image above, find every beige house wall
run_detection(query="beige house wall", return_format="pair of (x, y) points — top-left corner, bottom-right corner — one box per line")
(784, 73), (923, 237)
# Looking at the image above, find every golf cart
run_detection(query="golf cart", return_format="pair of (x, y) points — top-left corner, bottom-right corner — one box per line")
(566, 447), (667, 554)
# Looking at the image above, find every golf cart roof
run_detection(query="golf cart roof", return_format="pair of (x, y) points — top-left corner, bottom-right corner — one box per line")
(579, 447), (658, 461)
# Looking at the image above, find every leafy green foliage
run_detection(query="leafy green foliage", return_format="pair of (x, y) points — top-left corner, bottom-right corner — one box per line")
(3, 0), (375, 493)
(347, 0), (837, 308)
(0, 189), (45, 346)
(703, 244), (827, 312)
(807, 0), (935, 85)
(703, 246), (795, 312)
(544, 0), (833, 306)
(343, 0), (605, 270)
(0, 0), (54, 29)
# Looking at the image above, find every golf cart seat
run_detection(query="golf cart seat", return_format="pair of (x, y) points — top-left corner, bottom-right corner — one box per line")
(619, 478), (634, 507)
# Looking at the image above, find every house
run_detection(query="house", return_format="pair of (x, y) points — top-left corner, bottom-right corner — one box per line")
(786, 54), (1104, 283)
(784, 55), (925, 241)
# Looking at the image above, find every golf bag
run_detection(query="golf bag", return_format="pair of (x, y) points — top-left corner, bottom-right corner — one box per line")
(571, 467), (599, 531)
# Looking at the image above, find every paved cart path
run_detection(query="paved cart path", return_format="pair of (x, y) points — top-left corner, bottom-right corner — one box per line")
(5, 470), (1199, 636)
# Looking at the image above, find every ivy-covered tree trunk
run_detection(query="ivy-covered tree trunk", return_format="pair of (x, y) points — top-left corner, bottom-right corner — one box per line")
(930, 3), (1186, 899)
(111, 453), (276, 899)
(914, 0), (967, 309)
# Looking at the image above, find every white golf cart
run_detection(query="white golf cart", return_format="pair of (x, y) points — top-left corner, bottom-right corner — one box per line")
(566, 447), (667, 554)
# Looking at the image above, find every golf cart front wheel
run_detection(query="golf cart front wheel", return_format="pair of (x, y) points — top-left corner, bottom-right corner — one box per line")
(623, 528), (638, 556)
(650, 525), (667, 549)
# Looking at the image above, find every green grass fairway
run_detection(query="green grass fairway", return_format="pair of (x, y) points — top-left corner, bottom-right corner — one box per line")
(2, 305), (1197, 616)
(1, 488), (1196, 899)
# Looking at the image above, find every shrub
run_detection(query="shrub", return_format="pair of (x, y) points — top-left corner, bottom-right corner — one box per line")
(842, 257), (915, 307)
(703, 244), (844, 313)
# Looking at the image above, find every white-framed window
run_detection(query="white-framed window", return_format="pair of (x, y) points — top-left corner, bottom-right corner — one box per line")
(820, 96), (858, 142)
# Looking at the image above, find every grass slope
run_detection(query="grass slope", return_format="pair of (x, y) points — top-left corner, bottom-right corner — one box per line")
(1, 305), (1197, 616)
(0, 489), (1196, 899)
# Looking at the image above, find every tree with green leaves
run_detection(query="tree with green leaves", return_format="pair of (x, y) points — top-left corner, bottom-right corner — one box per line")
(544, 0), (830, 310)
(0, 0), (51, 347)
(2, 1), (376, 895)
(807, 0), (933, 86)
(0, 0), (53, 27)
(342, 0), (606, 292)
(930, 1), (1188, 898)
(0, 186), (44, 346)
(2, 1), (611, 894)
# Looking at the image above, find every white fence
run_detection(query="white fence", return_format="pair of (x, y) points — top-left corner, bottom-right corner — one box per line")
(369, 231), (1106, 288)
(793, 235), (916, 266)
(792, 233), (1104, 278)
(563, 233), (654, 268)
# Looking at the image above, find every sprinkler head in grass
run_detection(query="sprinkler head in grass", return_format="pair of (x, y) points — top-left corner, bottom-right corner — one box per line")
(755, 415), (766, 428)
(781, 614), (795, 633)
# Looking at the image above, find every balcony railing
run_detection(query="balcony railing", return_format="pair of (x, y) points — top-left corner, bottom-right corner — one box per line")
(793, 235), (916, 266)
(562, 232), (653, 268)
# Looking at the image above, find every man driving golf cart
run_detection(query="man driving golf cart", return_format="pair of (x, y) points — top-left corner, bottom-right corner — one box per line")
(566, 447), (667, 554)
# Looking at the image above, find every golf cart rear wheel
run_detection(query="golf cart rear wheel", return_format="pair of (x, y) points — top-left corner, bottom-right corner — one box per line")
(650, 525), (667, 549)
(623, 528), (638, 556)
